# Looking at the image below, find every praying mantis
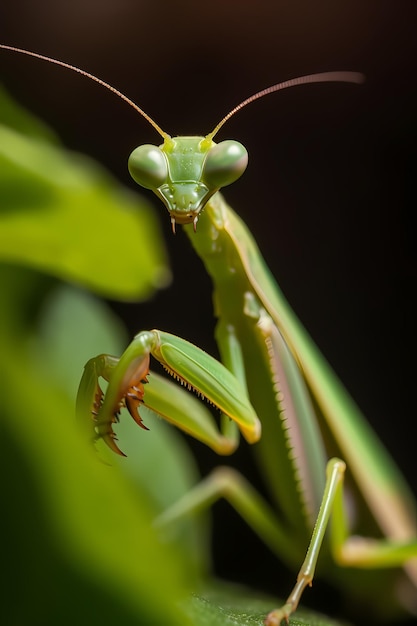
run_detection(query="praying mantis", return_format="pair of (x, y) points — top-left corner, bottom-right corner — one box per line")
(1, 44), (417, 625)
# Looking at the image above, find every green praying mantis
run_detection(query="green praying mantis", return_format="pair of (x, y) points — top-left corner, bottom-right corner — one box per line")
(1, 44), (417, 625)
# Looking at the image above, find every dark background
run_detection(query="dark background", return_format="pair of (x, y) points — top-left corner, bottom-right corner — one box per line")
(1, 1), (416, 622)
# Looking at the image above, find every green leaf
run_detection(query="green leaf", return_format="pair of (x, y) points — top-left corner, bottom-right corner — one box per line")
(0, 268), (195, 626)
(184, 584), (351, 626)
(0, 87), (191, 623)
(0, 85), (170, 299)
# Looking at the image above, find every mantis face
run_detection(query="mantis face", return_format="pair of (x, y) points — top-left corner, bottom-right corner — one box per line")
(128, 136), (248, 231)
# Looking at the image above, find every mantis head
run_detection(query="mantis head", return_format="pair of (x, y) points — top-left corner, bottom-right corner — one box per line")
(128, 136), (248, 232)
(127, 71), (364, 232)
(0, 45), (364, 232)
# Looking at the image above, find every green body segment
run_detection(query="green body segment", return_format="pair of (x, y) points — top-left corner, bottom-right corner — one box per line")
(184, 196), (328, 536)
(187, 193), (417, 561)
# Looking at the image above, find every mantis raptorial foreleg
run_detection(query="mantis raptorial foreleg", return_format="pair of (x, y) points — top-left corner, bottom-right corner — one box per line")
(2, 43), (416, 624)
(76, 330), (261, 457)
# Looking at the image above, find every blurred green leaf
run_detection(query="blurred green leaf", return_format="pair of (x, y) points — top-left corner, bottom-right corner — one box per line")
(0, 88), (189, 625)
(0, 85), (170, 300)
(0, 266), (194, 626)
(184, 584), (350, 626)
(0, 83), (58, 140)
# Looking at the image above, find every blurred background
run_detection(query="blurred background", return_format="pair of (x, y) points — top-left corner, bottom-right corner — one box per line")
(1, 0), (416, 619)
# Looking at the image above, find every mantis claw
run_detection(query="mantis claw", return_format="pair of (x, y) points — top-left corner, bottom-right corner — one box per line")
(125, 382), (150, 431)
(76, 351), (152, 456)
(103, 430), (127, 457)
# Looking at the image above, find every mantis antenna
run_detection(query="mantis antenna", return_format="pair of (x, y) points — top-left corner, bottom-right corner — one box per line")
(208, 71), (365, 139)
(0, 43), (169, 140)
(1, 44), (364, 141)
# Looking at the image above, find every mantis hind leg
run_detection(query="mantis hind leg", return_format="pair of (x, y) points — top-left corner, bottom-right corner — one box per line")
(265, 458), (346, 625)
(156, 456), (417, 623)
(155, 458), (346, 623)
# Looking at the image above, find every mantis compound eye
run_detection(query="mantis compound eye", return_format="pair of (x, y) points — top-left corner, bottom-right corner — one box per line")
(128, 144), (168, 190)
(202, 140), (248, 189)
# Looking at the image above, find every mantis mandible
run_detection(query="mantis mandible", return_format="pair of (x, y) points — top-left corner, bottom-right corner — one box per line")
(2, 44), (417, 625)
